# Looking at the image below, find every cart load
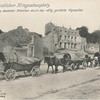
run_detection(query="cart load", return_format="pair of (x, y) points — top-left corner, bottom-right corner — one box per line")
(0, 52), (42, 81)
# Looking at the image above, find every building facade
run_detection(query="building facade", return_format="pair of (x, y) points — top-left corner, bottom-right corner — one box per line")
(3, 33), (43, 61)
(14, 34), (43, 60)
(43, 22), (86, 53)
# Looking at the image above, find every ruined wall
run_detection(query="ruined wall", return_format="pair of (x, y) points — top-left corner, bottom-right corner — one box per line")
(15, 48), (27, 59)
(43, 32), (56, 53)
(34, 34), (43, 60)
(45, 22), (56, 35)
(44, 22), (86, 52)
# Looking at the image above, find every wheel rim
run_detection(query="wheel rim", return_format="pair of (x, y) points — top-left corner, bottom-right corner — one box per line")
(31, 66), (40, 76)
(5, 69), (16, 81)
(71, 63), (75, 70)
(82, 61), (87, 69)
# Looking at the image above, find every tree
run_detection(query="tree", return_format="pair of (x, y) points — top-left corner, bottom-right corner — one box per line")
(0, 30), (3, 34)
(76, 26), (89, 38)
(92, 30), (100, 52)
(86, 33), (97, 43)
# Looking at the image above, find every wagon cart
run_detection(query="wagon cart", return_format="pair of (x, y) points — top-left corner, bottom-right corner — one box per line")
(65, 58), (88, 70)
(0, 57), (41, 81)
(0, 52), (42, 81)
(5, 61), (41, 81)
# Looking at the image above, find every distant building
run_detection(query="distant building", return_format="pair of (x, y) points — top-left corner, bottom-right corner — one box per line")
(85, 43), (99, 53)
(43, 22), (86, 53)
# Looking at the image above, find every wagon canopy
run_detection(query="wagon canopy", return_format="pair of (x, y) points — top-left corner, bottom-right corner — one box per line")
(19, 56), (40, 64)
(54, 53), (71, 59)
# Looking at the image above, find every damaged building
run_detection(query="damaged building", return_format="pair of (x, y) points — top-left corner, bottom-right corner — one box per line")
(0, 26), (43, 61)
(43, 22), (86, 53)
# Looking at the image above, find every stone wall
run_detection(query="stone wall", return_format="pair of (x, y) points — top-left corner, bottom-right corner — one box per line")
(34, 34), (43, 60)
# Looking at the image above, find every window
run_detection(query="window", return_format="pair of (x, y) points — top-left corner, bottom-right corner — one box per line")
(74, 44), (76, 49)
(68, 43), (70, 48)
(71, 37), (73, 41)
(65, 36), (66, 40)
(71, 43), (73, 48)
(75, 37), (76, 42)
(60, 42), (62, 48)
(75, 32), (77, 34)
(59, 35), (62, 40)
(68, 36), (70, 38)
(68, 36), (70, 41)
(64, 43), (66, 49)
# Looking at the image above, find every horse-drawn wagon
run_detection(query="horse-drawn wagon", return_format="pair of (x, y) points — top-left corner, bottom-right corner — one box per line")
(54, 53), (88, 71)
(68, 54), (98, 70)
(0, 52), (42, 81)
(67, 58), (88, 70)
(53, 53), (88, 71)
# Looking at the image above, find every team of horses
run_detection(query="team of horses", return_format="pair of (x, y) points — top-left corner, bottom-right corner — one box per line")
(44, 53), (71, 73)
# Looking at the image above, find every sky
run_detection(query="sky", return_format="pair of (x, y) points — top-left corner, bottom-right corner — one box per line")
(0, 0), (100, 36)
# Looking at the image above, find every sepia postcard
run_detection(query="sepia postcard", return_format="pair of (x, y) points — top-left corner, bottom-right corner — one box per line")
(0, 0), (100, 100)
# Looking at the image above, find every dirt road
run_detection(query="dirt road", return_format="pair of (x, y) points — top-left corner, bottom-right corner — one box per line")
(0, 64), (100, 100)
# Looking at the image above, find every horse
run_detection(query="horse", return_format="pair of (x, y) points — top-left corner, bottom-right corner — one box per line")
(53, 57), (68, 73)
(44, 56), (66, 73)
(44, 56), (55, 73)
(53, 53), (72, 73)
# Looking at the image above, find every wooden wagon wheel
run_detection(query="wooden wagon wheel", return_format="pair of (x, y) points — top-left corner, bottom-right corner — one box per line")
(91, 61), (94, 68)
(31, 66), (40, 77)
(82, 61), (87, 69)
(70, 63), (75, 70)
(5, 69), (16, 81)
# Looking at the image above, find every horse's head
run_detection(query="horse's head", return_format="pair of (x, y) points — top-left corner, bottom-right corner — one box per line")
(44, 57), (49, 63)
(44, 56), (55, 65)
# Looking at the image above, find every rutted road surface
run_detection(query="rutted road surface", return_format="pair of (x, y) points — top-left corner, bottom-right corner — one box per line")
(0, 64), (100, 100)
